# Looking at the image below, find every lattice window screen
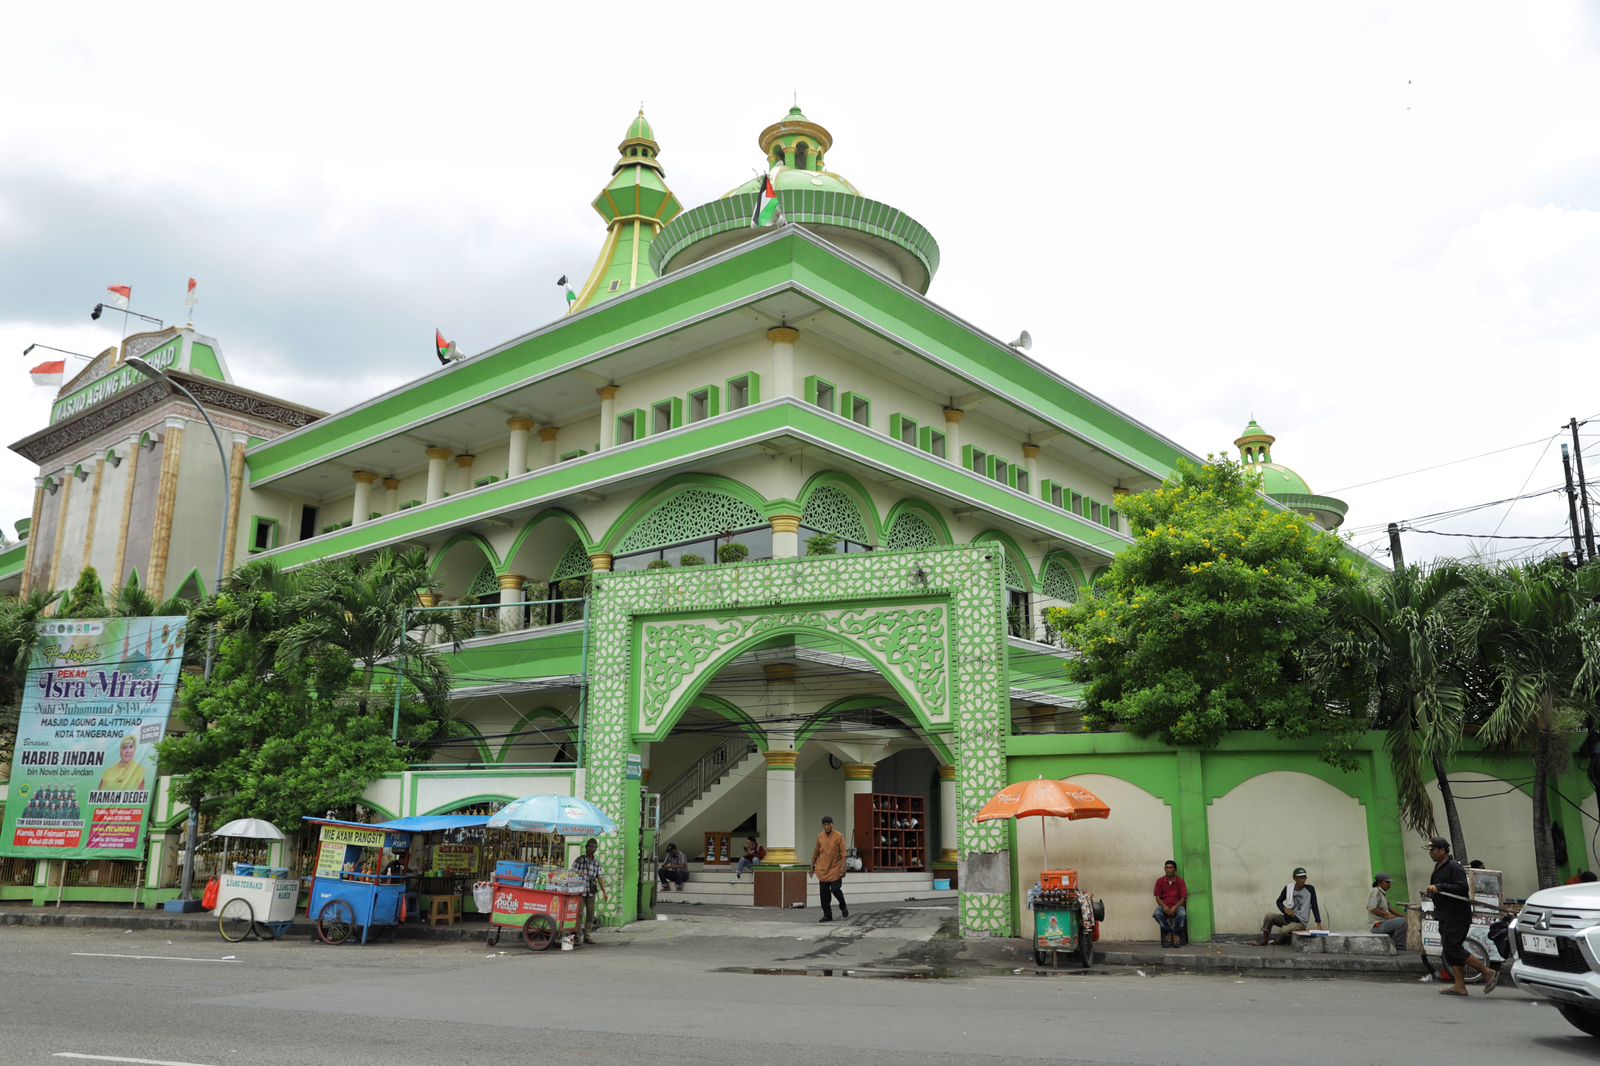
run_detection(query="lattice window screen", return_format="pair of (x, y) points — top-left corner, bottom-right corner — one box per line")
(468, 563), (500, 599)
(551, 540), (591, 581)
(802, 484), (870, 544)
(886, 512), (938, 552)
(1041, 559), (1079, 603)
(617, 488), (765, 552)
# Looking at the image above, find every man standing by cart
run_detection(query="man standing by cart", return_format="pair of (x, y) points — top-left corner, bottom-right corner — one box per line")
(1426, 837), (1496, 996)
(572, 838), (609, 945)
(810, 815), (848, 923)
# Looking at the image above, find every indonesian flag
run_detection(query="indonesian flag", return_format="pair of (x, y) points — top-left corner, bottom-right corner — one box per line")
(184, 277), (198, 309)
(30, 360), (65, 388)
(435, 329), (457, 365)
(106, 284), (132, 309)
(751, 172), (781, 227)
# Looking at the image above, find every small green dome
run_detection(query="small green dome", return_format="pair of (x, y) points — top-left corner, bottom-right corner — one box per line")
(1240, 419), (1265, 438)
(626, 110), (654, 143)
(723, 168), (861, 198)
(1258, 462), (1313, 497)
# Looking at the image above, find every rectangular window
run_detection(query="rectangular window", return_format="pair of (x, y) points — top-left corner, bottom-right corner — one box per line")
(1089, 500), (1102, 524)
(726, 372), (760, 410)
(1014, 469), (1029, 494)
(616, 410), (643, 444)
(473, 474), (500, 488)
(890, 414), (919, 446)
(652, 397), (682, 434)
(1069, 491), (1083, 516)
(919, 427), (947, 459)
(249, 516), (279, 553)
(687, 386), (720, 423)
(560, 449), (587, 462)
(987, 455), (1009, 484)
(962, 444), (988, 475)
(842, 391), (871, 427)
(1107, 508), (1120, 531)
(298, 505), (318, 542)
(398, 499), (421, 510)
(1043, 480), (1063, 508)
(804, 375), (837, 413)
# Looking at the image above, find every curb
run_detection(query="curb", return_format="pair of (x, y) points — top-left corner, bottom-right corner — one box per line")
(0, 910), (495, 942)
(1094, 948), (1423, 975)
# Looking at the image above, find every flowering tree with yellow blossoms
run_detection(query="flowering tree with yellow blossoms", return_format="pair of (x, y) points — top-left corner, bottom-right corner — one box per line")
(1047, 457), (1362, 759)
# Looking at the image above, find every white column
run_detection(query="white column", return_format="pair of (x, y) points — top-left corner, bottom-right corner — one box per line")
(943, 408), (964, 460)
(938, 765), (958, 863)
(1022, 442), (1040, 491)
(539, 427), (560, 468)
(764, 748), (799, 865)
(383, 477), (400, 514)
(596, 386), (618, 450)
(455, 454), (476, 493)
(506, 417), (533, 477)
(768, 326), (798, 398)
(425, 447), (451, 502)
(498, 574), (526, 631)
(351, 471), (376, 524)
(769, 514), (800, 559)
(843, 764), (875, 847)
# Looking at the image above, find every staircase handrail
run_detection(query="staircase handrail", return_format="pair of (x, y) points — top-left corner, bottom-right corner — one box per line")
(659, 735), (751, 825)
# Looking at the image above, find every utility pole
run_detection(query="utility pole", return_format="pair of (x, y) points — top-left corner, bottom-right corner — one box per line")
(1570, 417), (1595, 561)
(1386, 522), (1405, 571)
(1561, 444), (1585, 564)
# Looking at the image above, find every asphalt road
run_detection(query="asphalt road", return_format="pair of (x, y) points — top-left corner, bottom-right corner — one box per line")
(0, 923), (1594, 1066)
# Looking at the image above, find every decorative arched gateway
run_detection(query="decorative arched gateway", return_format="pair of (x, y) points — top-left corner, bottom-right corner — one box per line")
(582, 543), (1012, 934)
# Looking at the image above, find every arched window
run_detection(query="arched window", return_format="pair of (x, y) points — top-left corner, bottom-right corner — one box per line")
(795, 142), (809, 170)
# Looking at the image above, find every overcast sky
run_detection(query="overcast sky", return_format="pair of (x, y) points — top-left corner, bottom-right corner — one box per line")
(3, 1), (1596, 567)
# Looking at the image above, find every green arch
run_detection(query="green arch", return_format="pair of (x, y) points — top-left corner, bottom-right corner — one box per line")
(497, 706), (577, 762)
(421, 793), (517, 816)
(428, 531), (501, 577)
(883, 498), (953, 546)
(440, 720), (492, 764)
(796, 695), (952, 763)
(502, 509), (595, 574)
(600, 473), (770, 554)
(1039, 551), (1088, 596)
(169, 567), (206, 601)
(684, 694), (769, 751)
(1204, 759), (1371, 809)
(641, 626), (948, 748)
(797, 470), (883, 546)
(972, 530), (1035, 591)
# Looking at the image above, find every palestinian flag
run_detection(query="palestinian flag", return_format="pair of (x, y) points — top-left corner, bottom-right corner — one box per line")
(106, 284), (132, 309)
(30, 360), (65, 388)
(751, 172), (781, 227)
(435, 328), (458, 365)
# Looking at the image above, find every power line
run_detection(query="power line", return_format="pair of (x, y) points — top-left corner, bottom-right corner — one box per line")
(1325, 434), (1558, 495)
(1403, 527), (1571, 541)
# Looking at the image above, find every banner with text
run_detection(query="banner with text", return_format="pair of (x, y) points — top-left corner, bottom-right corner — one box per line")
(1, 616), (187, 859)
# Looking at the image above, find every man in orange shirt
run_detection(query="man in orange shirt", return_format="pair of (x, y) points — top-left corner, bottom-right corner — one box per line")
(810, 815), (849, 923)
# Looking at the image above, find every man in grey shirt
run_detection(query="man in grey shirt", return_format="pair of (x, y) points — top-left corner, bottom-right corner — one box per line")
(1259, 867), (1324, 945)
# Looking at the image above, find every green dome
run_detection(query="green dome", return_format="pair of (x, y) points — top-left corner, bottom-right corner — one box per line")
(723, 168), (861, 198)
(626, 110), (654, 143)
(1258, 462), (1313, 497)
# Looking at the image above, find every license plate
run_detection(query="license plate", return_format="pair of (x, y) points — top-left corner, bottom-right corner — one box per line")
(1522, 933), (1558, 956)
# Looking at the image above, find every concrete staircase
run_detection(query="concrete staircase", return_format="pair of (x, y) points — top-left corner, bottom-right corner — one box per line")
(661, 865), (955, 907)
(658, 749), (764, 847)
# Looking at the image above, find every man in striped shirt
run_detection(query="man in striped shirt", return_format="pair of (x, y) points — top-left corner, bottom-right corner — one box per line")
(571, 839), (608, 944)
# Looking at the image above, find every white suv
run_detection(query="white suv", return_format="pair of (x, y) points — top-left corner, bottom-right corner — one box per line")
(1510, 882), (1600, 1038)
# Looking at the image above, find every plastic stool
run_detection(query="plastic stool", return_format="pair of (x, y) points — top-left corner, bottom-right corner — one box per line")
(426, 895), (460, 926)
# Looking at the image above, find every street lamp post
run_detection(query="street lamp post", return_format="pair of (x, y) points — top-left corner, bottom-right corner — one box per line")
(126, 357), (231, 910)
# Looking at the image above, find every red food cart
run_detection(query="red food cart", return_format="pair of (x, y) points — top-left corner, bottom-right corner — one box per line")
(485, 861), (587, 951)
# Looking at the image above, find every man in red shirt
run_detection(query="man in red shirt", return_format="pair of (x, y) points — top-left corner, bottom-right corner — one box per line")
(1153, 860), (1188, 948)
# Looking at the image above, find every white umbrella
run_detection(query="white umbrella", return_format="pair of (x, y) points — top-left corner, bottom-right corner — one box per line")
(211, 818), (286, 841)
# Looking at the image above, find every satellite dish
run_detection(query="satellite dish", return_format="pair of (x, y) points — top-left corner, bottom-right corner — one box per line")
(1009, 330), (1032, 351)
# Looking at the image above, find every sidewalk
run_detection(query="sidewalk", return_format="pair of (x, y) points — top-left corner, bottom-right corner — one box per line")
(0, 902), (1428, 976)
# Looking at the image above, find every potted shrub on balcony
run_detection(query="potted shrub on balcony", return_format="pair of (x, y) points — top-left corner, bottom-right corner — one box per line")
(805, 531), (840, 556)
(646, 559), (673, 570)
(716, 542), (749, 564)
(679, 553), (705, 567)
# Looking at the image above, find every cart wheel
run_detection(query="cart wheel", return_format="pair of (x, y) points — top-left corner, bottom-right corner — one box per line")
(487, 927), (501, 948)
(218, 898), (255, 943)
(522, 916), (556, 952)
(1033, 948), (1048, 966)
(316, 899), (355, 945)
(1079, 925), (1095, 968)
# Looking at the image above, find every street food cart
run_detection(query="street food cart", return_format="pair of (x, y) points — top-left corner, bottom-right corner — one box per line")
(484, 794), (619, 952)
(975, 777), (1111, 970)
(212, 818), (298, 942)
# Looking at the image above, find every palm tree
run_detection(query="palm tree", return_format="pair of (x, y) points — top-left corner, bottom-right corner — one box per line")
(1317, 561), (1476, 857)
(1472, 561), (1600, 889)
(0, 589), (64, 771)
(275, 547), (467, 718)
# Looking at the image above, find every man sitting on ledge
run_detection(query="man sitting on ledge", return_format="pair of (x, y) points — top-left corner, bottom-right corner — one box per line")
(1259, 866), (1323, 944)
(658, 843), (689, 892)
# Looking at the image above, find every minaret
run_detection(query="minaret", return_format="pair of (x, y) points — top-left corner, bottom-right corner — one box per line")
(568, 110), (683, 314)
(1234, 419), (1275, 467)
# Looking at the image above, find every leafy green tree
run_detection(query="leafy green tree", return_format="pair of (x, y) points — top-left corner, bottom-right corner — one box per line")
(1047, 457), (1360, 756)
(1313, 562), (1476, 856)
(0, 590), (63, 770)
(61, 567), (110, 618)
(1472, 561), (1600, 888)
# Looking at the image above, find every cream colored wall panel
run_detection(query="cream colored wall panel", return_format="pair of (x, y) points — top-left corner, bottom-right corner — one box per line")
(1012, 774), (1175, 942)
(1401, 772), (1540, 902)
(1208, 771), (1371, 934)
(89, 458), (129, 577)
(166, 422), (229, 593)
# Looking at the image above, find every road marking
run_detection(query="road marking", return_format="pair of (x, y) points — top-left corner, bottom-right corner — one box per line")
(52, 1049), (220, 1056)
(69, 952), (238, 963)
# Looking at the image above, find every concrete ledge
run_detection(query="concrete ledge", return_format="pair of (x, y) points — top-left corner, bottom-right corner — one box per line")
(1292, 931), (1397, 956)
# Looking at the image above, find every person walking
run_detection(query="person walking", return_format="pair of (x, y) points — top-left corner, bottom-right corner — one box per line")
(810, 815), (849, 922)
(1426, 837), (1496, 996)
(571, 838), (609, 945)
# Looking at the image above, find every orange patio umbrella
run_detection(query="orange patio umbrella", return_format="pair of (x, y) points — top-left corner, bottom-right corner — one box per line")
(975, 778), (1111, 868)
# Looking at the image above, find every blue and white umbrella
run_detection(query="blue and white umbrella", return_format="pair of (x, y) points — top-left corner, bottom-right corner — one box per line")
(487, 794), (618, 837)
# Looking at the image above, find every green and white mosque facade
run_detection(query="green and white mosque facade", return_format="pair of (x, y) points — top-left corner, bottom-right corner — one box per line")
(5, 108), (1594, 936)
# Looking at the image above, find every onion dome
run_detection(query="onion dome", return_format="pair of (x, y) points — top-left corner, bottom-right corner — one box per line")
(1235, 420), (1348, 530)
(651, 105), (940, 293)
